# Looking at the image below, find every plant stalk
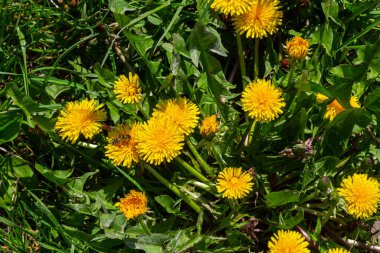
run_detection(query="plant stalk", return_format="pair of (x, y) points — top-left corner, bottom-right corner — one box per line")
(136, 102), (149, 120)
(236, 34), (247, 86)
(186, 139), (214, 177)
(138, 216), (151, 235)
(144, 163), (202, 214)
(287, 61), (296, 87)
(174, 157), (212, 186)
(254, 38), (259, 80)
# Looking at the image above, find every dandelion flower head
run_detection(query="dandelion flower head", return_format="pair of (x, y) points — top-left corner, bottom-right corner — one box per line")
(327, 248), (350, 253)
(324, 96), (360, 121)
(286, 36), (309, 60)
(241, 79), (285, 122)
(233, 0), (282, 39)
(55, 99), (107, 143)
(216, 167), (253, 199)
(211, 0), (253, 16)
(115, 190), (148, 220)
(136, 117), (185, 165)
(152, 97), (200, 136)
(337, 173), (380, 219)
(200, 115), (218, 137)
(316, 93), (329, 103)
(114, 73), (142, 104)
(268, 230), (310, 253)
(105, 123), (140, 168)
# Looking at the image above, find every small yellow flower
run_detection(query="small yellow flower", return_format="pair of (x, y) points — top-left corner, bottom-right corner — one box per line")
(327, 248), (350, 253)
(316, 93), (329, 103)
(114, 73), (142, 104)
(200, 115), (218, 137)
(286, 36), (309, 60)
(55, 99), (107, 143)
(216, 167), (253, 199)
(115, 190), (148, 220)
(152, 98), (200, 136)
(136, 117), (185, 165)
(337, 173), (380, 219)
(233, 0), (282, 39)
(241, 79), (286, 122)
(211, 0), (253, 16)
(268, 230), (310, 253)
(105, 123), (140, 168)
(324, 96), (361, 121)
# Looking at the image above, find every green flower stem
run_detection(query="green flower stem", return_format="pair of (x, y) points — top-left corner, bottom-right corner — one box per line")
(248, 120), (261, 146)
(136, 102), (149, 120)
(236, 34), (247, 86)
(144, 163), (202, 214)
(254, 38), (260, 80)
(186, 139), (215, 177)
(287, 61), (296, 87)
(138, 216), (151, 235)
(174, 157), (212, 186)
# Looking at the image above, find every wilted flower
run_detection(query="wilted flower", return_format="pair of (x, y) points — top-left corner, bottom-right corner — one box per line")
(55, 99), (107, 143)
(116, 190), (148, 220)
(338, 173), (380, 219)
(268, 230), (310, 253)
(216, 167), (253, 199)
(233, 0), (282, 39)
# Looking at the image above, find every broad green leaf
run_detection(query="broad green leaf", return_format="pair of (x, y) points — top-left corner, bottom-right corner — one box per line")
(155, 195), (180, 214)
(35, 163), (73, 185)
(265, 190), (300, 208)
(0, 111), (22, 144)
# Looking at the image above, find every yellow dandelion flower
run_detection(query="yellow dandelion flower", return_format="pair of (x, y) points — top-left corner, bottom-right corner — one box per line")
(152, 98), (200, 136)
(327, 248), (350, 253)
(55, 99), (107, 143)
(115, 190), (148, 220)
(114, 73), (142, 104)
(241, 79), (286, 122)
(136, 117), (185, 165)
(268, 230), (310, 253)
(337, 173), (380, 219)
(105, 123), (140, 168)
(316, 93), (329, 103)
(211, 0), (253, 16)
(286, 36), (309, 60)
(200, 115), (218, 137)
(216, 167), (253, 199)
(324, 96), (361, 121)
(233, 0), (282, 39)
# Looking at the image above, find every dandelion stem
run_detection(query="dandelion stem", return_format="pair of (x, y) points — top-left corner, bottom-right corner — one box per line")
(136, 102), (149, 120)
(236, 34), (247, 86)
(248, 120), (261, 146)
(174, 157), (212, 186)
(138, 216), (151, 235)
(287, 61), (296, 87)
(186, 139), (215, 177)
(254, 38), (259, 79)
(144, 163), (203, 214)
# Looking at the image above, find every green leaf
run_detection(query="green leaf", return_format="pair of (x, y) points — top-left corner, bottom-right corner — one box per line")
(45, 84), (70, 99)
(265, 190), (300, 208)
(35, 163), (73, 185)
(311, 23), (333, 56)
(155, 195), (180, 214)
(94, 63), (115, 88)
(109, 0), (136, 14)
(364, 88), (380, 116)
(321, 109), (370, 156)
(353, 41), (380, 79)
(0, 112), (22, 144)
